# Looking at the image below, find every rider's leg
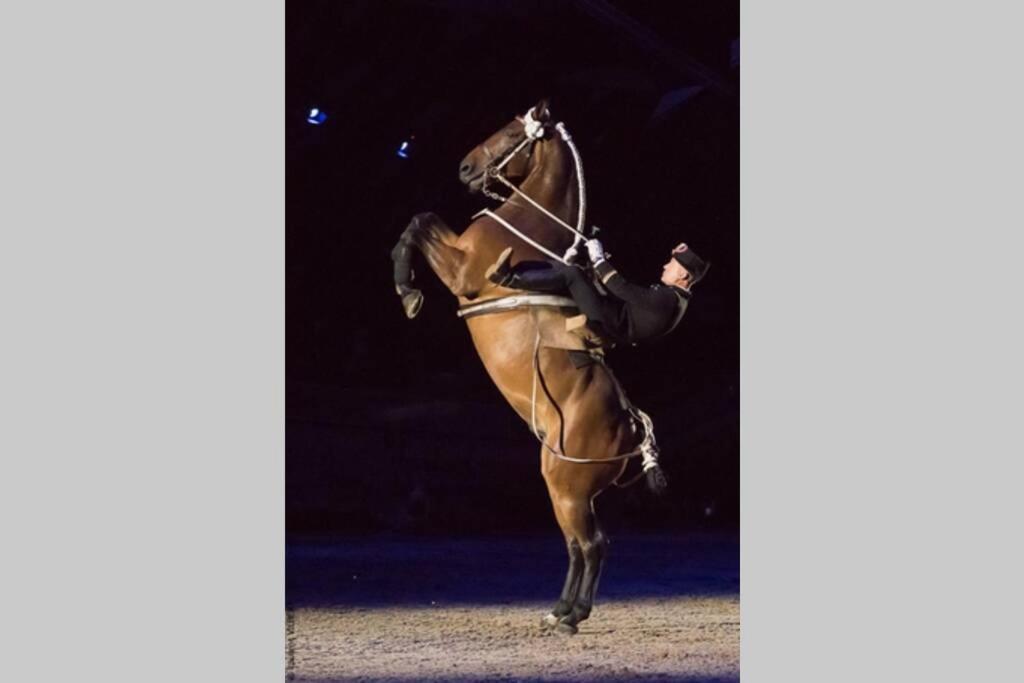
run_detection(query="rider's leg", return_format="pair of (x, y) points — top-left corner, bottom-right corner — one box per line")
(486, 249), (627, 338)
(508, 262), (576, 292)
(486, 248), (572, 292)
(489, 254), (598, 305)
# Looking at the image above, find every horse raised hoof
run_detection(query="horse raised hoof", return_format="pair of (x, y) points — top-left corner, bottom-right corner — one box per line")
(645, 464), (669, 495)
(396, 285), (424, 319)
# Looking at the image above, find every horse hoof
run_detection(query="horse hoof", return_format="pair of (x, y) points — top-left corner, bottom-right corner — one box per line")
(555, 620), (579, 636)
(540, 613), (559, 629)
(401, 289), (424, 319)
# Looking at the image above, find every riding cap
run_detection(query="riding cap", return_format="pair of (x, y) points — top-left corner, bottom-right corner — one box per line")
(672, 244), (710, 284)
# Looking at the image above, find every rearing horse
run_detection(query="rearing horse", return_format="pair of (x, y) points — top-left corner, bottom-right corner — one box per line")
(391, 99), (650, 635)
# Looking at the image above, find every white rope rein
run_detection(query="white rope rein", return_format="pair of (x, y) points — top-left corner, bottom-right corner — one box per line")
(555, 122), (587, 261)
(493, 175), (586, 239)
(482, 108), (589, 259)
(473, 209), (570, 265)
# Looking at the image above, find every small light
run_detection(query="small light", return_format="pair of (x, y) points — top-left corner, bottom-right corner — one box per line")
(307, 107), (327, 125)
(397, 136), (415, 159)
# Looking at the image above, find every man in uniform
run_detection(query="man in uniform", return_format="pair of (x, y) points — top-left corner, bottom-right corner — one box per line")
(486, 238), (708, 346)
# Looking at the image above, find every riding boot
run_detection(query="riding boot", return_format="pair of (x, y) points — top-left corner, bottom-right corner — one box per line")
(485, 247), (515, 285)
(487, 250), (574, 293)
(505, 265), (573, 293)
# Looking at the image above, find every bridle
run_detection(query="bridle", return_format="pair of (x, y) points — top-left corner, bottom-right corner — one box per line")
(475, 107), (590, 264)
(478, 125), (539, 203)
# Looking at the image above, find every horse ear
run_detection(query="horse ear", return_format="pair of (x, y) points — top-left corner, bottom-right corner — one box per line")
(532, 98), (551, 122)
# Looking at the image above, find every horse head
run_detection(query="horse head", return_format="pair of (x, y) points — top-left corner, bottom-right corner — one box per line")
(458, 99), (554, 193)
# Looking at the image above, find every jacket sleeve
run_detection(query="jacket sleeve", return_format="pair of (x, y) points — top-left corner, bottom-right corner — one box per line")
(592, 259), (685, 309)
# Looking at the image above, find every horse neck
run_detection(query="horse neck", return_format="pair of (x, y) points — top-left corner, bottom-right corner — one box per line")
(502, 137), (578, 252)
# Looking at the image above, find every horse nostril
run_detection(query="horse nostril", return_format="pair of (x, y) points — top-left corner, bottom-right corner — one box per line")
(460, 163), (472, 176)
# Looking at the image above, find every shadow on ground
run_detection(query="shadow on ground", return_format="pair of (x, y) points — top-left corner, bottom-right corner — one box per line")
(287, 532), (738, 608)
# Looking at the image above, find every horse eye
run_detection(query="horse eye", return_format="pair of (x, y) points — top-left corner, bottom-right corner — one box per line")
(505, 129), (519, 138)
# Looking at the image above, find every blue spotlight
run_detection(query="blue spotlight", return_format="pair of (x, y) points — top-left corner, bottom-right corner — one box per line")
(307, 107), (327, 125)
(397, 136), (415, 159)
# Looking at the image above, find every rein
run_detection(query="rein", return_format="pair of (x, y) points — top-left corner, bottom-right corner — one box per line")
(480, 108), (590, 262)
(472, 209), (571, 265)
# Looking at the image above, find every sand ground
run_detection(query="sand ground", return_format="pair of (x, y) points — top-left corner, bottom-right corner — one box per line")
(287, 534), (738, 682)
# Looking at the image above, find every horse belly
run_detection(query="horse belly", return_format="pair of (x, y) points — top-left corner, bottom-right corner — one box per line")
(464, 314), (539, 422)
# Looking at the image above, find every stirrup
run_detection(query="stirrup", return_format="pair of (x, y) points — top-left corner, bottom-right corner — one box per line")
(485, 247), (514, 285)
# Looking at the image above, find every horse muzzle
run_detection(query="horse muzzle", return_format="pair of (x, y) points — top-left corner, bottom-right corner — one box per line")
(461, 171), (485, 193)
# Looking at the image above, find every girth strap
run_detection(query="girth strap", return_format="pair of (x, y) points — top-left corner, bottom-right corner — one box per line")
(457, 294), (577, 319)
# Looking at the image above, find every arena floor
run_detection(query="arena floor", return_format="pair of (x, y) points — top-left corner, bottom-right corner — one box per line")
(286, 533), (739, 682)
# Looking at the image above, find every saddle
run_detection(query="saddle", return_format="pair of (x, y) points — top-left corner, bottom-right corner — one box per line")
(530, 307), (612, 355)
(457, 293), (613, 356)
(531, 308), (635, 409)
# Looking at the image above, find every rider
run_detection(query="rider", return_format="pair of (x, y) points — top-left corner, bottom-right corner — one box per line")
(486, 238), (708, 346)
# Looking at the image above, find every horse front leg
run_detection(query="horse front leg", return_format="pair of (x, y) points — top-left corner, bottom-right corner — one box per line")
(390, 212), (475, 318)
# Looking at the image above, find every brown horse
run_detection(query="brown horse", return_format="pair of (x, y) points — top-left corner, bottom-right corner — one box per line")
(390, 99), (649, 635)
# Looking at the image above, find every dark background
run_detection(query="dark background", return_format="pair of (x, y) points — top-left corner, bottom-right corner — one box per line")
(286, 0), (739, 537)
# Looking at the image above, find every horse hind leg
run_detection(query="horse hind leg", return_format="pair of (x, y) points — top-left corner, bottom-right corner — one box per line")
(545, 488), (609, 636)
(558, 522), (608, 635)
(391, 212), (475, 318)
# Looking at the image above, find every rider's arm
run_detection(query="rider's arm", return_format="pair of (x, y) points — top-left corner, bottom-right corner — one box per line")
(587, 239), (679, 307)
(593, 260), (681, 307)
(592, 260), (690, 341)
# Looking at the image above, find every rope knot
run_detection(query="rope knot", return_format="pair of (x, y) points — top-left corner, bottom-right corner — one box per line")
(522, 107), (548, 140)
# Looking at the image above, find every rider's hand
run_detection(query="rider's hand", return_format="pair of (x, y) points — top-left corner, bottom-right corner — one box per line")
(586, 238), (607, 264)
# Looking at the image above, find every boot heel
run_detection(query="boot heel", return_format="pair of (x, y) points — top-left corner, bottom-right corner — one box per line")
(485, 247), (514, 285)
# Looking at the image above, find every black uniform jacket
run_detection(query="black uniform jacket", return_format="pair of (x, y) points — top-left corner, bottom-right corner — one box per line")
(592, 260), (690, 344)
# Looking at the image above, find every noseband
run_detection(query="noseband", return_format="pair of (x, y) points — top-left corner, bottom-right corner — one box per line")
(479, 110), (546, 202)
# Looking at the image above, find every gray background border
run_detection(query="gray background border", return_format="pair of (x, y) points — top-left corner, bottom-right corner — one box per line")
(2, 1), (283, 681)
(2, 0), (1021, 680)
